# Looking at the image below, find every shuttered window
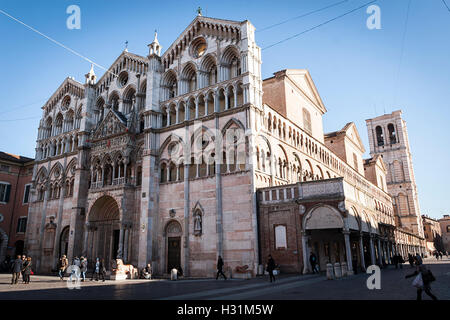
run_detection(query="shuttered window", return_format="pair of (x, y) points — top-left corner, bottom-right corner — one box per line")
(0, 183), (11, 203)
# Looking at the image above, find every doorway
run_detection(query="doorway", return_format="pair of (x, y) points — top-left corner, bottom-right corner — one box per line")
(167, 237), (181, 273)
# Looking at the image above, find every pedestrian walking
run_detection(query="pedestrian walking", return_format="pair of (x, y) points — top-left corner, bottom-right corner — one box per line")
(266, 255), (276, 283)
(216, 256), (227, 280)
(58, 255), (69, 280)
(309, 252), (319, 274)
(22, 257), (32, 284)
(439, 252), (443, 260)
(69, 256), (81, 282)
(393, 254), (398, 269)
(415, 253), (423, 266)
(80, 256), (87, 282)
(405, 264), (438, 300)
(10, 255), (23, 285)
(91, 258), (106, 281)
(20, 255), (26, 283)
(408, 254), (414, 267)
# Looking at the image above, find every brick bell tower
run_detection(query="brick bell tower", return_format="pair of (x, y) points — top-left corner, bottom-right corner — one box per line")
(366, 110), (424, 238)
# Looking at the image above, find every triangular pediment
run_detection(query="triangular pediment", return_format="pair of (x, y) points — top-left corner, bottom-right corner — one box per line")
(373, 154), (387, 172)
(92, 109), (128, 140)
(282, 70), (327, 114)
(342, 122), (365, 154)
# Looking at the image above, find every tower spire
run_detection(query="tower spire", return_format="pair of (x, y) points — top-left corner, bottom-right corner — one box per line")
(148, 30), (162, 56)
(85, 64), (96, 85)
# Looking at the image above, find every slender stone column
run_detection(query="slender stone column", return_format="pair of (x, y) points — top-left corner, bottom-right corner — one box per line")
(225, 89), (229, 110)
(386, 241), (391, 264)
(301, 231), (310, 274)
(343, 230), (353, 274)
(195, 97), (199, 118)
(118, 224), (124, 259)
(123, 226), (129, 263)
(377, 238), (383, 265)
(37, 187), (50, 272)
(359, 233), (366, 271)
(369, 234), (376, 265)
(82, 222), (89, 257)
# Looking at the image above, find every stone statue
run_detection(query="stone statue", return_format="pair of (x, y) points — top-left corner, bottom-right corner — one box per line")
(112, 259), (138, 279)
(194, 212), (202, 235)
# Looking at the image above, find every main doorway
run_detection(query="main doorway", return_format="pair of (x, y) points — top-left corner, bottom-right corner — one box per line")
(87, 196), (121, 270)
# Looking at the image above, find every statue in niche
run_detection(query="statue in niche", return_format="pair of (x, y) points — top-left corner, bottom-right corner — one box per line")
(194, 211), (202, 236)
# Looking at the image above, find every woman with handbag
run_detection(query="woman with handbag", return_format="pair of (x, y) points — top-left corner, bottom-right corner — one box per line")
(405, 263), (438, 300)
(22, 257), (32, 284)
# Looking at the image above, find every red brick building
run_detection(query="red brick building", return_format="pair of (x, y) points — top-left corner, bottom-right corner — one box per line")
(0, 152), (34, 263)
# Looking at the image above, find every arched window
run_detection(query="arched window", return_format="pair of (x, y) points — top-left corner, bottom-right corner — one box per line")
(375, 126), (384, 146)
(388, 123), (397, 144)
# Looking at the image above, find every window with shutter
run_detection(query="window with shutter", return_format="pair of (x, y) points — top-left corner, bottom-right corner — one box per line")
(0, 183), (11, 202)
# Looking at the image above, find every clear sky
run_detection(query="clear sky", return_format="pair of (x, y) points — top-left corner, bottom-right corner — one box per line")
(0, 0), (449, 219)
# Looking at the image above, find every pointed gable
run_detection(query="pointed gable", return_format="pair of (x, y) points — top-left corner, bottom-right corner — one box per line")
(92, 109), (128, 140)
(342, 122), (365, 154)
(281, 69), (326, 115)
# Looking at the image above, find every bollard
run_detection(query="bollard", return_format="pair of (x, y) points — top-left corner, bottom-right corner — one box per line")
(341, 262), (348, 277)
(326, 263), (334, 280)
(171, 268), (178, 281)
(334, 262), (342, 279)
(258, 264), (264, 276)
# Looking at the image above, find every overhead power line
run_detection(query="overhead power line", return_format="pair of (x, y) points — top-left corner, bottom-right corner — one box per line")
(0, 9), (116, 77)
(0, 97), (48, 115)
(262, 0), (378, 51)
(442, 0), (450, 12)
(257, 0), (349, 32)
(0, 116), (40, 122)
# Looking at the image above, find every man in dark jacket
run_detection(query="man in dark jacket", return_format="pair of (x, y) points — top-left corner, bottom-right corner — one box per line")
(406, 264), (438, 300)
(309, 252), (319, 274)
(267, 255), (276, 283)
(216, 256), (227, 280)
(11, 255), (23, 285)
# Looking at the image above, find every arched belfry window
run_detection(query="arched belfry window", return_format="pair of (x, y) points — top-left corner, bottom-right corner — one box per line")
(387, 123), (397, 144)
(375, 126), (384, 146)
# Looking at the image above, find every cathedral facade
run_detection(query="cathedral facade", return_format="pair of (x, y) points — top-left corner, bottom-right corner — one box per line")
(25, 14), (425, 277)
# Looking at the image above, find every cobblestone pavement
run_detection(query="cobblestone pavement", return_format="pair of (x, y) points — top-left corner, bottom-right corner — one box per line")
(0, 258), (448, 300)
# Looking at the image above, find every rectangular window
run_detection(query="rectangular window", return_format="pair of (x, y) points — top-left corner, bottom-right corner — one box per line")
(16, 217), (27, 233)
(302, 108), (312, 135)
(23, 184), (31, 204)
(0, 183), (11, 203)
(353, 153), (359, 172)
(274, 225), (287, 250)
(0, 165), (10, 173)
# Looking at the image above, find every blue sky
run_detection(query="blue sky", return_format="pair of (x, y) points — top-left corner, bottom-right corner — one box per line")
(0, 0), (449, 219)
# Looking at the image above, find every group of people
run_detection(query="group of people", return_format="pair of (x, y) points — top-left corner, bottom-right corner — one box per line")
(57, 255), (92, 282)
(215, 255), (279, 283)
(434, 251), (448, 260)
(57, 255), (154, 281)
(10, 255), (33, 285)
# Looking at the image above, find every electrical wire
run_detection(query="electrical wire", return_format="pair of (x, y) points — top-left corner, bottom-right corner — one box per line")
(262, 0), (377, 50)
(257, 0), (349, 32)
(0, 8), (117, 77)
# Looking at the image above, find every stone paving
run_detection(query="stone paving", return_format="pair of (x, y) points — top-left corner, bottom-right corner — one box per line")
(0, 258), (448, 300)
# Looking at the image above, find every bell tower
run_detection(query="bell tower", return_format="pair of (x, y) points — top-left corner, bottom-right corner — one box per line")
(366, 110), (424, 238)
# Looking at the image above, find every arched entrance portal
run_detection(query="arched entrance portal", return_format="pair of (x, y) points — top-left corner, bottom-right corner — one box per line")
(165, 220), (182, 273)
(59, 226), (69, 257)
(87, 196), (121, 270)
